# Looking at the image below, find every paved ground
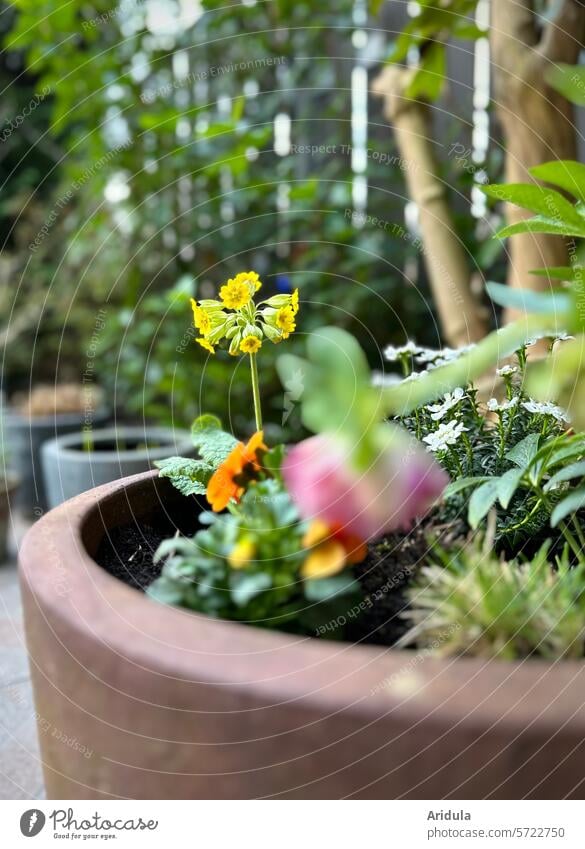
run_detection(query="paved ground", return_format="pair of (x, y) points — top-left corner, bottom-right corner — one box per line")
(0, 523), (44, 800)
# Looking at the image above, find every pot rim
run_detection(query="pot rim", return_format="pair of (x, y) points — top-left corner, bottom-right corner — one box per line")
(40, 426), (193, 462)
(18, 470), (585, 738)
(3, 406), (110, 427)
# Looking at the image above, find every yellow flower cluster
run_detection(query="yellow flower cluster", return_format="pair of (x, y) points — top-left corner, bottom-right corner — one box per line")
(190, 271), (299, 356)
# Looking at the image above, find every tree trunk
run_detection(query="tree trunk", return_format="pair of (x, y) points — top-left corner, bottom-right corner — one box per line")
(373, 65), (489, 348)
(490, 0), (585, 322)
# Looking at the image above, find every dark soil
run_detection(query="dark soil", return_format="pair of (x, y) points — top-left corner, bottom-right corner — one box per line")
(349, 514), (467, 647)
(96, 498), (200, 591)
(95, 507), (468, 646)
(97, 522), (167, 590)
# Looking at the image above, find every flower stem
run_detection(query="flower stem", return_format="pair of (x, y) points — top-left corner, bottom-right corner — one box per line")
(249, 353), (263, 431)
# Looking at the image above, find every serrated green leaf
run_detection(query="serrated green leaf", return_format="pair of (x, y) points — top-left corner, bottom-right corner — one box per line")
(506, 434), (541, 469)
(551, 489), (585, 527)
(443, 476), (491, 499)
(468, 480), (499, 529)
(497, 467), (525, 508)
(191, 415), (238, 466)
(544, 461), (585, 492)
(156, 456), (212, 496)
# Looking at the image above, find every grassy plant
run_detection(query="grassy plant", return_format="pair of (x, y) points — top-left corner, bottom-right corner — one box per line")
(401, 529), (585, 660)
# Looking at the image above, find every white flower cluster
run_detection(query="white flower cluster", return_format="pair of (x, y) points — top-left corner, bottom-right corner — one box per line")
(522, 400), (570, 423)
(383, 341), (423, 361)
(496, 364), (518, 377)
(486, 396), (519, 413)
(371, 371), (402, 388)
(426, 387), (465, 421)
(486, 395), (570, 422)
(415, 345), (476, 369)
(423, 419), (469, 452)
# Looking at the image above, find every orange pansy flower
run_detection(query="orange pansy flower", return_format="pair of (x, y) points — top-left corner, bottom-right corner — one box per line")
(206, 431), (267, 512)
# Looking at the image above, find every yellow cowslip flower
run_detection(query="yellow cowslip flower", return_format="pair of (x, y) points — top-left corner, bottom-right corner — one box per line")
(196, 337), (215, 354)
(190, 298), (212, 335)
(231, 270), (262, 292)
(220, 277), (253, 310)
(227, 538), (256, 569)
(240, 335), (262, 354)
(275, 306), (296, 338)
(290, 288), (299, 315)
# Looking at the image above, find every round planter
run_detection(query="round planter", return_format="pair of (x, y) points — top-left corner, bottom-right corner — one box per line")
(3, 407), (110, 517)
(40, 426), (195, 509)
(19, 471), (585, 800)
(0, 472), (20, 561)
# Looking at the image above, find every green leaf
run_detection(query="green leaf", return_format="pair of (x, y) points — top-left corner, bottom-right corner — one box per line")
(551, 489), (585, 527)
(482, 183), (584, 225)
(230, 572), (272, 607)
(530, 160), (585, 204)
(546, 443), (585, 468)
(156, 456), (212, 496)
(546, 64), (585, 107)
(529, 266), (582, 282)
(383, 316), (562, 415)
(468, 480), (499, 529)
(506, 434), (541, 469)
(304, 573), (358, 602)
(485, 281), (570, 314)
(147, 576), (185, 606)
(443, 476), (492, 499)
(405, 42), (446, 102)
(262, 444), (285, 478)
(544, 461), (585, 492)
(496, 216), (585, 240)
(191, 415), (238, 467)
(307, 326), (370, 384)
(497, 467), (525, 508)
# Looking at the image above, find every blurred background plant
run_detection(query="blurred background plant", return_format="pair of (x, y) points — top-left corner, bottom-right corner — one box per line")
(0, 0), (583, 437)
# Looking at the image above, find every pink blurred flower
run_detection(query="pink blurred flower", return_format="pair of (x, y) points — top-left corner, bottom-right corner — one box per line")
(282, 431), (448, 542)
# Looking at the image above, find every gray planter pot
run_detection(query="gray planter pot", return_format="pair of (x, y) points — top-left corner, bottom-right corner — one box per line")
(0, 473), (20, 562)
(3, 408), (110, 517)
(41, 426), (195, 509)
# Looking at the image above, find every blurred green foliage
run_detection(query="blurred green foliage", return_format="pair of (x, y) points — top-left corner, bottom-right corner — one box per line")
(0, 0), (490, 433)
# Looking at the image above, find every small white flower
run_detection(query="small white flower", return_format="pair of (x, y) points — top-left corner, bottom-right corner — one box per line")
(415, 347), (443, 363)
(496, 364), (518, 377)
(384, 341), (422, 361)
(426, 387), (465, 421)
(371, 371), (402, 388)
(423, 419), (469, 452)
(487, 396), (519, 413)
(554, 332), (574, 342)
(402, 371), (423, 382)
(522, 400), (570, 423)
(415, 344), (475, 365)
(524, 332), (549, 347)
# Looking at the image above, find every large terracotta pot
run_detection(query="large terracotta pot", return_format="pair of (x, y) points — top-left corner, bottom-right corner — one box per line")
(19, 471), (585, 799)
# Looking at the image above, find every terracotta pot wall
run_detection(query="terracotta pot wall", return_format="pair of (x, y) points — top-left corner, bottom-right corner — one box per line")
(19, 472), (585, 799)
